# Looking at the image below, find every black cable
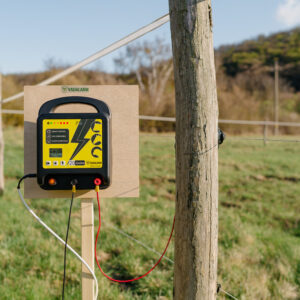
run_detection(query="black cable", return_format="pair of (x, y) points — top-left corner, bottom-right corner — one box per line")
(17, 174), (75, 298)
(62, 191), (74, 300)
(17, 173), (37, 189)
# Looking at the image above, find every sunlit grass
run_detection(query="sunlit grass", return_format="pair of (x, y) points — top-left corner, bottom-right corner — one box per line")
(0, 127), (299, 299)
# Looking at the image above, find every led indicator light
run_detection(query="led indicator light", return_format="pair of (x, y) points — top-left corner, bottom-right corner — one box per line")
(48, 178), (57, 186)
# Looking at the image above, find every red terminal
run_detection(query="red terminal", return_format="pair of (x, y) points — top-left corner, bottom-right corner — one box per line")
(94, 178), (101, 186)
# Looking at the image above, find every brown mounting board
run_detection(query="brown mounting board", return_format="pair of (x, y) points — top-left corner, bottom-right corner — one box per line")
(24, 85), (139, 199)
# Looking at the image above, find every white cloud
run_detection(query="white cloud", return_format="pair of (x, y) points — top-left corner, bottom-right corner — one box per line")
(277, 0), (300, 26)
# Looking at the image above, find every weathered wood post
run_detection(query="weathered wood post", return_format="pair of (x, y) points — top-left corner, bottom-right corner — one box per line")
(263, 124), (268, 146)
(274, 59), (279, 135)
(81, 199), (95, 300)
(0, 73), (4, 195)
(169, 0), (219, 299)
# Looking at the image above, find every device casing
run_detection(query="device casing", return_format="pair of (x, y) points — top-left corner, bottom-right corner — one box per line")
(37, 96), (111, 190)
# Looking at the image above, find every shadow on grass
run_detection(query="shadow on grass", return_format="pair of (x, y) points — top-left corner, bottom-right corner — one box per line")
(103, 262), (140, 292)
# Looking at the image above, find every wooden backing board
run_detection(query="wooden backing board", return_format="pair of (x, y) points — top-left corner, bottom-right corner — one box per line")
(24, 85), (139, 199)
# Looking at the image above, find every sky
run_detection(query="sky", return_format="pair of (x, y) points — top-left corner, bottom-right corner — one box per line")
(0, 0), (299, 74)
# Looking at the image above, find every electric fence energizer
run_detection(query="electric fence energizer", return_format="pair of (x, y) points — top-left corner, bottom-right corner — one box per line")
(36, 96), (111, 190)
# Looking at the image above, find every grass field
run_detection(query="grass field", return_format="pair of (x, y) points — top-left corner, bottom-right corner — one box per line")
(0, 127), (299, 300)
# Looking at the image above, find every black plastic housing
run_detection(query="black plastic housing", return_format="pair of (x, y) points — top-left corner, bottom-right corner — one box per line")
(36, 96), (111, 190)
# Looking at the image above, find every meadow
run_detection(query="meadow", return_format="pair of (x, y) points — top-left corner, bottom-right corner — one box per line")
(0, 126), (299, 299)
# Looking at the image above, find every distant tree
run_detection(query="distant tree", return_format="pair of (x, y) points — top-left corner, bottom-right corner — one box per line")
(114, 38), (173, 111)
(43, 57), (70, 71)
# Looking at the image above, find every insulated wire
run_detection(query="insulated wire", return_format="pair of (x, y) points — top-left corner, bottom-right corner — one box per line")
(94, 190), (175, 283)
(62, 191), (74, 299)
(17, 188), (98, 299)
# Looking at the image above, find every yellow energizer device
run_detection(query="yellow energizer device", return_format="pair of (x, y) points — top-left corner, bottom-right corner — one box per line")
(37, 97), (111, 190)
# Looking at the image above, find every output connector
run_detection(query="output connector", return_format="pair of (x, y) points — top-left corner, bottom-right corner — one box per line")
(70, 179), (78, 186)
(94, 178), (101, 192)
(70, 179), (78, 193)
(94, 178), (101, 186)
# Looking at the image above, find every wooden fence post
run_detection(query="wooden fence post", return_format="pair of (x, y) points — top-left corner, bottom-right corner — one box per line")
(81, 199), (95, 300)
(263, 124), (268, 146)
(274, 59), (279, 136)
(0, 73), (4, 195)
(169, 0), (219, 299)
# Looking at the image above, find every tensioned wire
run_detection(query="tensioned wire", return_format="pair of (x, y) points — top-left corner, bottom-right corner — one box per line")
(2, 14), (170, 105)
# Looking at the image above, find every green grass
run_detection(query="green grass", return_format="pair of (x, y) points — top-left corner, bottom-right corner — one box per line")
(0, 127), (299, 299)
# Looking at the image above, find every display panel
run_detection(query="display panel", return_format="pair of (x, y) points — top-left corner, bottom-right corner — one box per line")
(43, 119), (103, 169)
(49, 148), (62, 158)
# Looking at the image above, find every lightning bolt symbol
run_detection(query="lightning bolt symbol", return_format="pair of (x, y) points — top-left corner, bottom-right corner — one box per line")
(69, 119), (94, 162)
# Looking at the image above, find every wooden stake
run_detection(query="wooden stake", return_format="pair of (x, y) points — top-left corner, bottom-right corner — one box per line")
(81, 198), (95, 300)
(169, 0), (219, 299)
(263, 124), (268, 146)
(274, 59), (279, 135)
(0, 73), (4, 195)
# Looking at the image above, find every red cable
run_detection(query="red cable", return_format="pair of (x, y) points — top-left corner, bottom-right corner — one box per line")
(94, 191), (175, 283)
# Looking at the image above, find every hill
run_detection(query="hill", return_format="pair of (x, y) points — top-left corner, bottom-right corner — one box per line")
(217, 27), (300, 90)
(215, 27), (300, 132)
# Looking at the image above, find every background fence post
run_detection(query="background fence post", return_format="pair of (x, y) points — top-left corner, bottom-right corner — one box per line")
(274, 59), (279, 136)
(169, 0), (219, 299)
(264, 124), (268, 146)
(81, 199), (95, 300)
(0, 73), (4, 195)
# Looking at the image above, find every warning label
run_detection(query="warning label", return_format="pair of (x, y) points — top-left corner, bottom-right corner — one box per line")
(43, 118), (103, 169)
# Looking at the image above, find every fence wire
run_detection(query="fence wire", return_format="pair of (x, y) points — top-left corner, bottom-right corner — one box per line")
(139, 133), (300, 144)
(106, 222), (174, 264)
(2, 14), (170, 105)
(104, 220), (238, 299)
(230, 137), (300, 143)
(219, 288), (239, 300)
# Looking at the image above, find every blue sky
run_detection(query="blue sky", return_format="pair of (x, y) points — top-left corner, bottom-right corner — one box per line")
(0, 0), (299, 74)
